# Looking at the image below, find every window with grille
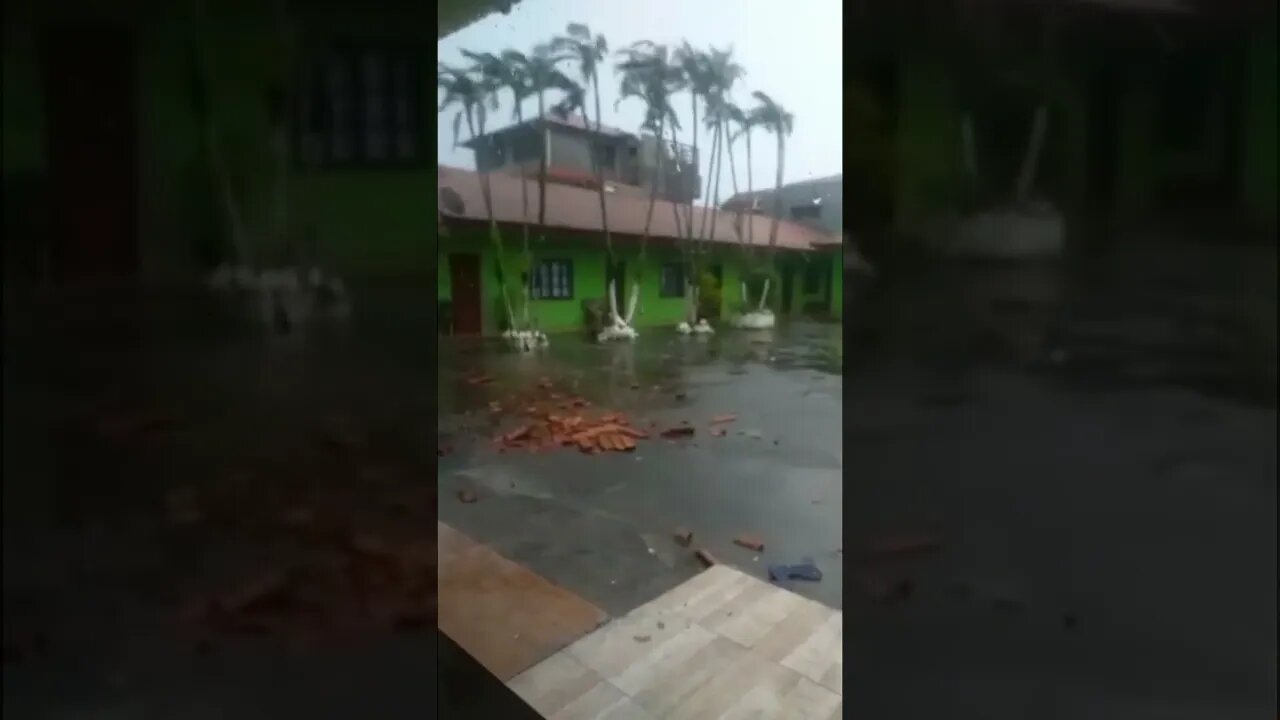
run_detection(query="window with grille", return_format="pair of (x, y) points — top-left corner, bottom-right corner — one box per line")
(531, 259), (574, 300)
(659, 263), (685, 298)
(297, 44), (424, 169)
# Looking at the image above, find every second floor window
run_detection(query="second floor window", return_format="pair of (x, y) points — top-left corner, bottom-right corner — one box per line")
(297, 44), (424, 169)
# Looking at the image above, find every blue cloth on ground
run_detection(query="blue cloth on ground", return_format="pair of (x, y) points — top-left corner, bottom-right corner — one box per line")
(767, 558), (822, 583)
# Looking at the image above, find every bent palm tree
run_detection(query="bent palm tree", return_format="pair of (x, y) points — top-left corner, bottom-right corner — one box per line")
(522, 44), (578, 235)
(746, 91), (793, 310)
(553, 24), (614, 276)
(726, 103), (765, 305)
(698, 47), (745, 262)
(438, 62), (517, 331)
(751, 91), (794, 250)
(464, 49), (538, 327)
(615, 41), (682, 326)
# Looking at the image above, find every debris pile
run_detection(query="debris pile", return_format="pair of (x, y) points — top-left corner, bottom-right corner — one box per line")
(494, 408), (650, 454)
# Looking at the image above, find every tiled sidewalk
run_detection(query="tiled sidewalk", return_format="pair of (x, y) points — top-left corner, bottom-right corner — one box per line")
(508, 564), (842, 719)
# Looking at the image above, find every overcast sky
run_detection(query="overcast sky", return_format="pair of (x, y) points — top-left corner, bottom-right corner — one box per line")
(438, 0), (843, 202)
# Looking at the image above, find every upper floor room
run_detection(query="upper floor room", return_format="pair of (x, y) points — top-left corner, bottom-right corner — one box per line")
(461, 113), (701, 204)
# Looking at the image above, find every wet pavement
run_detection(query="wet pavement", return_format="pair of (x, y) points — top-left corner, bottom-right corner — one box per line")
(437, 322), (845, 615)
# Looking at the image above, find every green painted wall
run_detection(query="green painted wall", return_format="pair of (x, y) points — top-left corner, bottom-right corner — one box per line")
(1242, 24), (1278, 230)
(438, 225), (789, 335)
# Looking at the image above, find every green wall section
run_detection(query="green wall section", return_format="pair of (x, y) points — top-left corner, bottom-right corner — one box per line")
(437, 225), (822, 335)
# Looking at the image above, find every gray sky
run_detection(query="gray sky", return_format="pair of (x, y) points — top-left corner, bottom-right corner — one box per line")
(438, 0), (843, 203)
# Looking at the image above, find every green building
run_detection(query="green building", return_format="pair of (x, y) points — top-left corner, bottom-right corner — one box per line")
(437, 163), (841, 335)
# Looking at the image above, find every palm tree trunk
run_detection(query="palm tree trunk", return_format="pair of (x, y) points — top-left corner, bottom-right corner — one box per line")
(670, 122), (696, 324)
(471, 111), (516, 331)
(689, 121), (721, 325)
(516, 104), (533, 328)
(697, 120), (720, 243)
(537, 93), (549, 231)
(591, 73), (620, 327)
(592, 74), (613, 264)
(767, 131), (785, 248)
(667, 129), (686, 287)
(687, 97), (698, 241)
(628, 113), (665, 327)
(706, 122), (725, 247)
(726, 123), (750, 312)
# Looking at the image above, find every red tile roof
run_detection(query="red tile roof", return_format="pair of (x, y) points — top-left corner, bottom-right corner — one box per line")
(437, 166), (835, 251)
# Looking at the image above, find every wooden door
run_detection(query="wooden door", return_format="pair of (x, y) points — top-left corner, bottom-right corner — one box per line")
(43, 26), (138, 283)
(449, 253), (483, 335)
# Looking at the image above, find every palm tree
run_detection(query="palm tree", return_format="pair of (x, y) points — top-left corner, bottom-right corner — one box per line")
(675, 44), (744, 323)
(697, 47), (745, 256)
(748, 91), (793, 310)
(615, 41), (682, 325)
(464, 49), (537, 327)
(751, 91), (794, 250)
(521, 44), (579, 234)
(552, 23), (614, 279)
(732, 104), (766, 249)
(438, 61), (517, 331)
(674, 43), (710, 243)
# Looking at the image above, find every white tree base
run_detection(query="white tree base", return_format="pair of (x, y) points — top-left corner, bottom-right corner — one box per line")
(731, 310), (776, 330)
(597, 321), (638, 343)
(503, 329), (550, 351)
(675, 321), (693, 335)
(692, 319), (715, 335)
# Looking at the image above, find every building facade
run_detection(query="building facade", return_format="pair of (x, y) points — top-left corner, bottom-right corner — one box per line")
(723, 174), (844, 237)
(464, 115), (700, 204)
